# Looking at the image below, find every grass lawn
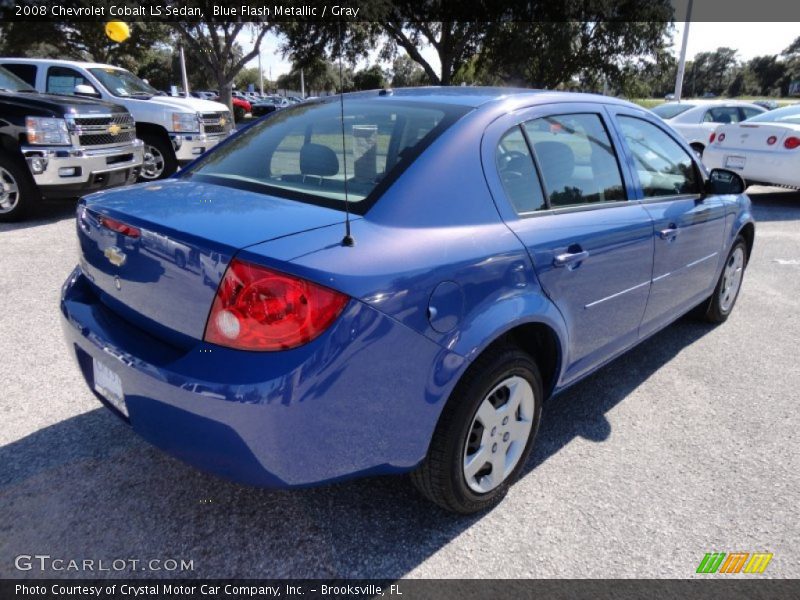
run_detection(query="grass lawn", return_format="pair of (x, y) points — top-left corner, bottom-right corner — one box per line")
(632, 96), (798, 109)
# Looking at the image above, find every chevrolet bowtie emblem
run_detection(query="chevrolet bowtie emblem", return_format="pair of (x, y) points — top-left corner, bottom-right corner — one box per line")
(104, 246), (127, 267)
(219, 117), (226, 126)
(108, 124), (121, 136)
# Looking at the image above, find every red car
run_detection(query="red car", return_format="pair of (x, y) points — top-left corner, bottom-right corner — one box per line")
(213, 95), (251, 122)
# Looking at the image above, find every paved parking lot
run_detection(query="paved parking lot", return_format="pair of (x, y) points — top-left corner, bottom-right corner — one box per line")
(1, 188), (798, 579)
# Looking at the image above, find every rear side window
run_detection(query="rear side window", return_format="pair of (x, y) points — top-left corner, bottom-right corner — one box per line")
(46, 66), (91, 95)
(523, 114), (626, 208)
(740, 107), (763, 120)
(496, 127), (546, 213)
(617, 116), (702, 198)
(651, 103), (695, 119)
(2, 63), (36, 86)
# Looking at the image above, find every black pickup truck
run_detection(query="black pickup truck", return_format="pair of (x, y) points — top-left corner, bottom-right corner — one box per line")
(0, 65), (143, 221)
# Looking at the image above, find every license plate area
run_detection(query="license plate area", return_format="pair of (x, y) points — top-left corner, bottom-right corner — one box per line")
(725, 155), (746, 170)
(93, 356), (127, 417)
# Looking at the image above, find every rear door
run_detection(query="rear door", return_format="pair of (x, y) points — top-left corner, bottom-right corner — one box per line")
(484, 104), (655, 384)
(607, 108), (727, 336)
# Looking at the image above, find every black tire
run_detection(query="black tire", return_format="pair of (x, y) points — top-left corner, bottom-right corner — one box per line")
(0, 152), (40, 222)
(233, 106), (246, 122)
(138, 132), (177, 181)
(700, 236), (748, 323)
(411, 344), (543, 514)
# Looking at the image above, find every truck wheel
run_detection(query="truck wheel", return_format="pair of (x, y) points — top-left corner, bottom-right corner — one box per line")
(139, 133), (177, 181)
(0, 154), (39, 222)
(411, 344), (543, 514)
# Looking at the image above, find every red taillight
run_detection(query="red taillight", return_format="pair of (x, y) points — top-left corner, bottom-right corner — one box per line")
(100, 215), (140, 238)
(204, 259), (349, 351)
(784, 136), (800, 150)
(767, 135), (777, 146)
(709, 132), (716, 144)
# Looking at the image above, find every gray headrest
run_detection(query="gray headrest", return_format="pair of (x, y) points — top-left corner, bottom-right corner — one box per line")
(300, 143), (339, 177)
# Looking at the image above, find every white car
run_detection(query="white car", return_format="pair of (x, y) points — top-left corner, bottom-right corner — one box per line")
(651, 100), (766, 156)
(703, 104), (800, 189)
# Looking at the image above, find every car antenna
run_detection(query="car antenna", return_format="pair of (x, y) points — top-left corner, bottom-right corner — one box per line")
(338, 20), (355, 247)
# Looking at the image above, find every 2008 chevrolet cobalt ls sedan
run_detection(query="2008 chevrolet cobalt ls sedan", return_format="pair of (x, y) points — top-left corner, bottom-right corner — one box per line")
(61, 88), (754, 513)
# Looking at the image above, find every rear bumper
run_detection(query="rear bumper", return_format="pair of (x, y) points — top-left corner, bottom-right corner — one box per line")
(60, 267), (464, 487)
(704, 147), (800, 188)
(23, 140), (144, 197)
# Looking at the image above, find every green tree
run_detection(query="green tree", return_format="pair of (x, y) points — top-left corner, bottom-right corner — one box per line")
(353, 64), (386, 90)
(390, 54), (427, 88)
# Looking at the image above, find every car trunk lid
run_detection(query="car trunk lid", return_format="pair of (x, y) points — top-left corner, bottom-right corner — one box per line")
(77, 179), (345, 345)
(714, 122), (800, 152)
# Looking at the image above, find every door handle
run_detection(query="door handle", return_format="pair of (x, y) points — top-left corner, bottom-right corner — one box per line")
(659, 226), (680, 240)
(553, 249), (590, 268)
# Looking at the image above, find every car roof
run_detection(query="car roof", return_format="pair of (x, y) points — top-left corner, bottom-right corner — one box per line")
(0, 57), (122, 70)
(661, 99), (764, 108)
(326, 86), (643, 111)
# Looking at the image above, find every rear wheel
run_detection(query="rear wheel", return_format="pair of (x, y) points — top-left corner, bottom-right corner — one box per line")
(700, 237), (748, 323)
(411, 345), (543, 514)
(139, 133), (177, 181)
(0, 153), (39, 222)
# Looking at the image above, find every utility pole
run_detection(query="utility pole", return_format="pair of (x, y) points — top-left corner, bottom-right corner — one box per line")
(179, 39), (190, 96)
(674, 0), (693, 101)
(258, 51), (264, 95)
(300, 68), (305, 98)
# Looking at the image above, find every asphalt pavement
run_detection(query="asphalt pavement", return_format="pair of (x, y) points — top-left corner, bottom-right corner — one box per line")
(1, 188), (798, 579)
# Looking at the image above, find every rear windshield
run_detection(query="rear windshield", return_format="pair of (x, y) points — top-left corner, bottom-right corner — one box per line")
(651, 103), (695, 119)
(746, 104), (800, 125)
(186, 98), (469, 214)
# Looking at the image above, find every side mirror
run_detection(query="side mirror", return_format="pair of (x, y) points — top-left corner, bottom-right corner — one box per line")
(706, 169), (746, 195)
(74, 84), (100, 98)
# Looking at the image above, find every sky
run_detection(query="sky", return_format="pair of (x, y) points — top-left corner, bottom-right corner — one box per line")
(244, 22), (800, 82)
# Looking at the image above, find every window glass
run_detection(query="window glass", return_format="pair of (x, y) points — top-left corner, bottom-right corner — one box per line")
(495, 127), (546, 213)
(747, 104), (800, 124)
(703, 107), (742, 124)
(523, 114), (625, 207)
(189, 100), (467, 214)
(89, 68), (157, 98)
(618, 116), (701, 198)
(740, 107), (763, 120)
(651, 103), (695, 119)
(46, 66), (91, 95)
(2, 63), (37, 87)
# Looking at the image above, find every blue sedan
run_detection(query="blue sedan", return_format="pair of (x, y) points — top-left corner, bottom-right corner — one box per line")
(61, 88), (754, 513)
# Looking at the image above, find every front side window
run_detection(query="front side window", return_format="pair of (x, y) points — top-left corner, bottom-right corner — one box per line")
(496, 127), (546, 213)
(2, 64), (36, 87)
(523, 113), (626, 208)
(46, 66), (91, 95)
(703, 107), (742, 124)
(187, 99), (468, 214)
(618, 116), (701, 198)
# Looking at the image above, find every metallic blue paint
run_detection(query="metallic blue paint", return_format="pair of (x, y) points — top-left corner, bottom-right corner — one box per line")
(61, 88), (755, 488)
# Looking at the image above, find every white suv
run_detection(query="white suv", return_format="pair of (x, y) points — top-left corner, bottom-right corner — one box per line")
(1, 58), (233, 180)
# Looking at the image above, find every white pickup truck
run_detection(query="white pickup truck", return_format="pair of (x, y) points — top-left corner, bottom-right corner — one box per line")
(0, 58), (233, 180)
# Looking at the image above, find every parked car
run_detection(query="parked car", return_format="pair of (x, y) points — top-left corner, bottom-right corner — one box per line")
(703, 103), (800, 188)
(651, 100), (766, 156)
(0, 66), (143, 221)
(212, 95), (250, 122)
(250, 96), (290, 117)
(752, 99), (779, 111)
(61, 88), (754, 513)
(0, 58), (232, 180)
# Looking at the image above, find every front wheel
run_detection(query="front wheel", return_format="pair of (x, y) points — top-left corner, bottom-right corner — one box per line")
(411, 345), (543, 514)
(139, 133), (177, 181)
(701, 237), (748, 323)
(0, 153), (39, 222)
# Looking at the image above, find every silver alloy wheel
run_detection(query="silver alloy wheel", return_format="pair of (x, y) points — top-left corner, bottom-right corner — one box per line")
(463, 375), (535, 494)
(0, 166), (20, 214)
(141, 145), (166, 180)
(720, 246), (745, 312)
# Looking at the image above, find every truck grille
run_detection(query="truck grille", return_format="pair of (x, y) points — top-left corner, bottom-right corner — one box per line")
(69, 113), (137, 148)
(201, 112), (232, 136)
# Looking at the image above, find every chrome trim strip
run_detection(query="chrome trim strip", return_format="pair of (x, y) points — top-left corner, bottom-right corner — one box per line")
(585, 280), (651, 309)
